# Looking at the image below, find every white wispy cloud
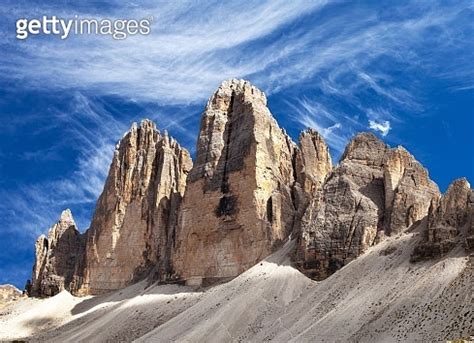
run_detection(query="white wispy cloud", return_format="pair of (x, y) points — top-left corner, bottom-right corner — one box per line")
(1, 1), (470, 107)
(369, 120), (391, 136)
(0, 1), (470, 223)
(0, 94), (125, 241)
(322, 123), (341, 137)
(0, 0), (472, 287)
(285, 98), (352, 154)
(0, 1), (328, 103)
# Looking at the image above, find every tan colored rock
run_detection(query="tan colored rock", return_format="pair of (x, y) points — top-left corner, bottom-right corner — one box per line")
(29, 209), (85, 297)
(295, 133), (389, 280)
(428, 178), (472, 229)
(25, 79), (470, 295)
(412, 178), (473, 260)
(295, 128), (332, 198)
(0, 285), (22, 303)
(172, 79), (298, 286)
(295, 132), (445, 279)
(292, 129), (332, 235)
(79, 120), (192, 294)
(383, 147), (440, 235)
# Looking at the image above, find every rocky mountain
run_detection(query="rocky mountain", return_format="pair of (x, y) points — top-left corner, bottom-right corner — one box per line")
(0, 285), (22, 303)
(27, 209), (85, 297)
(293, 134), (441, 280)
(412, 178), (473, 261)
(172, 80), (330, 286)
(293, 129), (332, 234)
(26, 79), (472, 298)
(78, 120), (192, 295)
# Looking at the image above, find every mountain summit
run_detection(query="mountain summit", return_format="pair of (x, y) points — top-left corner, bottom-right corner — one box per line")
(26, 80), (472, 299)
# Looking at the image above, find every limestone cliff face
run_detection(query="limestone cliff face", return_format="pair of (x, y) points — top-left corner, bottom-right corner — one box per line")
(295, 133), (440, 280)
(79, 120), (192, 294)
(28, 210), (85, 297)
(412, 178), (473, 260)
(28, 81), (330, 293)
(383, 147), (440, 235)
(295, 129), (332, 203)
(295, 133), (388, 280)
(172, 80), (308, 285)
(292, 129), (332, 235)
(28, 80), (470, 295)
(295, 129), (332, 194)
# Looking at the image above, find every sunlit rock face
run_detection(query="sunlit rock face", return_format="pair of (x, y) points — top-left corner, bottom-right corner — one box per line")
(0, 284), (22, 302)
(412, 178), (473, 261)
(29, 209), (85, 297)
(296, 129), (332, 195)
(295, 133), (389, 280)
(78, 120), (192, 294)
(295, 133), (440, 280)
(383, 146), (440, 235)
(291, 129), (333, 233)
(172, 79), (322, 286)
(27, 79), (471, 296)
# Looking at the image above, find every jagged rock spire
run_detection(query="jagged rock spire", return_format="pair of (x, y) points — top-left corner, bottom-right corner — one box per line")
(28, 80), (472, 297)
(78, 120), (192, 294)
(412, 178), (473, 260)
(295, 131), (441, 279)
(296, 128), (332, 195)
(173, 79), (312, 286)
(29, 209), (84, 297)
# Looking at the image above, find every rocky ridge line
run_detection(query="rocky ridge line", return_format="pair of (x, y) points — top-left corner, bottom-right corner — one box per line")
(27, 79), (472, 296)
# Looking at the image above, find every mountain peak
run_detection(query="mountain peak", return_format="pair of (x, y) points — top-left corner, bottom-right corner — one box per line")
(341, 131), (389, 166)
(27, 82), (472, 300)
(206, 79), (267, 113)
(59, 209), (74, 225)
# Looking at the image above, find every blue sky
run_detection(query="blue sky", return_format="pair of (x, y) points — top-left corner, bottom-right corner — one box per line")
(0, 1), (473, 289)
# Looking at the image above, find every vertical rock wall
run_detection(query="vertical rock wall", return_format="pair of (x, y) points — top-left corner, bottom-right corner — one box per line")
(28, 79), (471, 296)
(383, 147), (439, 235)
(295, 133), (441, 280)
(78, 120), (192, 294)
(295, 133), (389, 280)
(172, 80), (296, 285)
(412, 178), (473, 260)
(293, 129), (333, 234)
(28, 209), (85, 297)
